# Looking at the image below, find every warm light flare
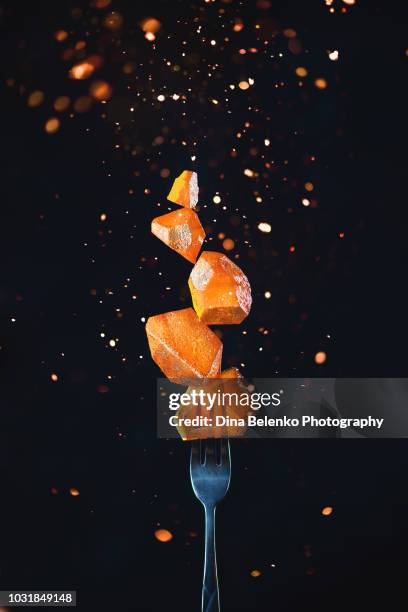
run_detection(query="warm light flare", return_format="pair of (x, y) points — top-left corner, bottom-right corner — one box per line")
(28, 90), (45, 108)
(314, 78), (328, 89)
(140, 17), (162, 34)
(250, 570), (261, 577)
(92, 0), (111, 7)
(54, 30), (68, 42)
(54, 96), (70, 112)
(69, 62), (95, 80)
(154, 529), (173, 542)
(315, 351), (327, 365)
(103, 11), (123, 31)
(258, 222), (271, 233)
(222, 238), (235, 251)
(73, 96), (93, 113)
(89, 80), (113, 101)
(295, 66), (308, 77)
(44, 118), (60, 134)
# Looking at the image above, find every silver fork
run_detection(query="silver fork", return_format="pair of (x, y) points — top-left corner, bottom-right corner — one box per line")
(190, 439), (231, 612)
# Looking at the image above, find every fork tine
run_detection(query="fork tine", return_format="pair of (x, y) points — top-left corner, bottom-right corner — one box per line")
(190, 439), (200, 465)
(204, 438), (216, 464)
(220, 438), (231, 466)
(191, 438), (231, 469)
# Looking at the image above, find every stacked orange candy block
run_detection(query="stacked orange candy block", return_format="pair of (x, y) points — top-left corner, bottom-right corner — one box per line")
(145, 171), (252, 439)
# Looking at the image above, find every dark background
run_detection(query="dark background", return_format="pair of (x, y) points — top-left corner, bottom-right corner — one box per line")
(0, 0), (408, 610)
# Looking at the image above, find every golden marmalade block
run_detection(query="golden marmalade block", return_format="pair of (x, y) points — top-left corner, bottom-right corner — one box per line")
(167, 170), (198, 209)
(188, 251), (252, 324)
(219, 367), (242, 379)
(176, 370), (249, 440)
(146, 308), (222, 378)
(151, 209), (205, 264)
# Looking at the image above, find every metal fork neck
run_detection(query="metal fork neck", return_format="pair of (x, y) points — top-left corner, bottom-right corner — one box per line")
(202, 505), (220, 612)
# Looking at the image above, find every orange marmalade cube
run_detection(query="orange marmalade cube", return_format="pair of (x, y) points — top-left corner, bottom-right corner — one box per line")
(167, 170), (198, 209)
(188, 251), (252, 324)
(146, 308), (222, 378)
(176, 369), (249, 440)
(151, 209), (205, 264)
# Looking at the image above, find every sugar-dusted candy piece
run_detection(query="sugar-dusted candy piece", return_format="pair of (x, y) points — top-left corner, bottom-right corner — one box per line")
(176, 371), (249, 440)
(188, 251), (252, 324)
(219, 367), (242, 379)
(146, 308), (222, 378)
(151, 208), (205, 264)
(167, 170), (198, 209)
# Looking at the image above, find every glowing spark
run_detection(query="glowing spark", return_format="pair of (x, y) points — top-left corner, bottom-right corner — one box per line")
(314, 78), (328, 89)
(28, 91), (45, 108)
(140, 17), (162, 34)
(89, 81), (113, 101)
(258, 222), (271, 233)
(54, 96), (70, 111)
(155, 529), (173, 542)
(295, 67), (308, 77)
(44, 118), (60, 134)
(69, 62), (95, 80)
(222, 238), (235, 251)
(250, 570), (261, 577)
(54, 30), (68, 42)
(314, 351), (327, 365)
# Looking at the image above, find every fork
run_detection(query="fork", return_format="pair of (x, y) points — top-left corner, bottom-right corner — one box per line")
(190, 439), (231, 612)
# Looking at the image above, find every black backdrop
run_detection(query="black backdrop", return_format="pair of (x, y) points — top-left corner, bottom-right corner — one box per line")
(0, 0), (408, 610)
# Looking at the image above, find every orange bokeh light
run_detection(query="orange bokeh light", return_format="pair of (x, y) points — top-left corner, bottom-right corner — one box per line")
(54, 30), (68, 42)
(69, 62), (95, 80)
(92, 0), (111, 7)
(140, 17), (162, 34)
(314, 351), (327, 365)
(250, 569), (261, 577)
(154, 529), (173, 542)
(295, 66), (308, 77)
(28, 90), (45, 108)
(223, 238), (235, 251)
(54, 96), (70, 112)
(44, 118), (60, 134)
(89, 80), (113, 101)
(315, 78), (328, 90)
(103, 11), (123, 31)
(73, 96), (93, 113)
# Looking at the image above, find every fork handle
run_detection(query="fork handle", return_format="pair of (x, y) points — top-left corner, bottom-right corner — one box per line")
(202, 505), (220, 612)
